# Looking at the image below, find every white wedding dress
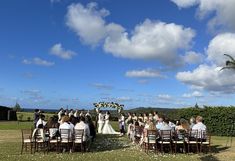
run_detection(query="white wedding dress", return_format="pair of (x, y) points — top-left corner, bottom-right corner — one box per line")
(102, 114), (119, 134)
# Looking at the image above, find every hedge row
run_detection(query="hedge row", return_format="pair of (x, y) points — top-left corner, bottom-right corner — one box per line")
(169, 106), (235, 136)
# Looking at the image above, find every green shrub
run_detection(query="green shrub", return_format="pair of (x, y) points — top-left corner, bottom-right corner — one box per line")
(171, 106), (235, 136)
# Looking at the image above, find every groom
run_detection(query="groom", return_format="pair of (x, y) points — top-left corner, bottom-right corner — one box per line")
(97, 110), (104, 133)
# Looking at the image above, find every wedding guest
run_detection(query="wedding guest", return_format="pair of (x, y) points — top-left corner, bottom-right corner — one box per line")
(132, 113), (138, 123)
(75, 116), (90, 151)
(189, 117), (196, 129)
(125, 112), (132, 125)
(192, 116), (206, 131)
(33, 109), (40, 128)
(127, 119), (134, 138)
(69, 109), (74, 118)
(153, 111), (159, 123)
(138, 113), (143, 121)
(85, 110), (91, 117)
(148, 113), (153, 121)
(36, 114), (47, 128)
(175, 118), (190, 132)
(119, 113), (125, 136)
(65, 109), (69, 116)
(140, 121), (156, 145)
(80, 111), (85, 117)
(143, 113), (148, 123)
(59, 116), (74, 138)
(74, 109), (79, 118)
(86, 116), (96, 142)
(47, 116), (60, 139)
(156, 117), (164, 130)
(138, 118), (145, 127)
(59, 116), (74, 152)
(159, 118), (172, 131)
(58, 108), (64, 122)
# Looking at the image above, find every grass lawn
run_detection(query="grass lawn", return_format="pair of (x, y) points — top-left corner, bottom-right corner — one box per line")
(0, 113), (235, 161)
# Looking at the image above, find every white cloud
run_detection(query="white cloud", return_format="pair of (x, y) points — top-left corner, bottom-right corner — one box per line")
(170, 0), (198, 8)
(104, 19), (195, 65)
(22, 57), (55, 67)
(177, 33), (235, 94)
(182, 91), (203, 98)
(183, 51), (204, 64)
(207, 33), (235, 66)
(116, 96), (133, 102)
(157, 94), (172, 100)
(66, 2), (195, 66)
(50, 43), (77, 59)
(177, 64), (235, 93)
(125, 69), (165, 78)
(66, 2), (109, 46)
(171, 0), (235, 32)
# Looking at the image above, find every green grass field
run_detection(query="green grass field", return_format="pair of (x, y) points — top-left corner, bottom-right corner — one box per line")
(0, 112), (235, 161)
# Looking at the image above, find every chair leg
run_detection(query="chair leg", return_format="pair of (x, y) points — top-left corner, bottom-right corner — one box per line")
(21, 143), (24, 154)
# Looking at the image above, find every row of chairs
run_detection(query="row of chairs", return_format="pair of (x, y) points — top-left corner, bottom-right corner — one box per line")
(133, 128), (211, 154)
(21, 128), (87, 154)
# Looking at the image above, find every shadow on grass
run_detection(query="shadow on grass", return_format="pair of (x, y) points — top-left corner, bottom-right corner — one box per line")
(90, 134), (130, 152)
(211, 145), (229, 153)
(200, 154), (220, 161)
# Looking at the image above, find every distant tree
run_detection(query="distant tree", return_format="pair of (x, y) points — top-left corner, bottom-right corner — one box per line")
(13, 102), (22, 112)
(221, 54), (235, 70)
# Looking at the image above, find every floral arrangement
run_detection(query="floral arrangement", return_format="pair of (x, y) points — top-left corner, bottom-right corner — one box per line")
(93, 102), (124, 113)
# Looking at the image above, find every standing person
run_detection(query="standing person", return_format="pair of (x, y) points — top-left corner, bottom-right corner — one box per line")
(69, 109), (74, 118)
(58, 108), (64, 122)
(102, 111), (119, 134)
(119, 113), (125, 136)
(97, 110), (104, 133)
(33, 109), (40, 128)
(74, 109), (79, 118)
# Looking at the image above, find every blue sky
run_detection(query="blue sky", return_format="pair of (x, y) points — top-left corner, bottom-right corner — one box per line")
(1, 0), (235, 110)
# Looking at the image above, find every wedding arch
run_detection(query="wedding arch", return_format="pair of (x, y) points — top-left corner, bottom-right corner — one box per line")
(93, 102), (124, 113)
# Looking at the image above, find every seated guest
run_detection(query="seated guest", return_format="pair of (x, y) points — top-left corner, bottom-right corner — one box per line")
(189, 117), (196, 129)
(192, 116), (206, 131)
(85, 110), (91, 117)
(86, 116), (96, 142)
(59, 115), (74, 138)
(75, 116), (90, 142)
(159, 118), (172, 131)
(156, 117), (164, 130)
(140, 121), (156, 145)
(138, 118), (145, 127)
(176, 118), (190, 132)
(36, 114), (47, 128)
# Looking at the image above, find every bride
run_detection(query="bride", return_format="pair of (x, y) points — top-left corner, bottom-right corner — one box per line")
(102, 111), (119, 134)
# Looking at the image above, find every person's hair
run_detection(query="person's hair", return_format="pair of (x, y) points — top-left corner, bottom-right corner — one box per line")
(40, 114), (45, 120)
(180, 118), (190, 130)
(129, 119), (134, 124)
(62, 116), (70, 123)
(135, 121), (139, 126)
(70, 116), (78, 125)
(148, 122), (156, 130)
(190, 117), (196, 124)
(38, 124), (43, 129)
(35, 109), (39, 112)
(107, 111), (110, 115)
(80, 116), (85, 122)
(196, 116), (203, 122)
(164, 117), (169, 124)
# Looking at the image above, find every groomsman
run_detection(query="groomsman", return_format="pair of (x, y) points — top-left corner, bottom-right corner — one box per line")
(97, 110), (104, 133)
(119, 113), (125, 136)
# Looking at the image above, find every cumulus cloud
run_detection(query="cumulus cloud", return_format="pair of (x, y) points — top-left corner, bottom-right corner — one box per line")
(182, 91), (203, 98)
(50, 43), (77, 59)
(157, 94), (172, 100)
(171, 0), (235, 32)
(66, 2), (195, 66)
(177, 64), (235, 93)
(22, 57), (55, 67)
(183, 51), (204, 64)
(177, 33), (235, 94)
(125, 69), (165, 78)
(50, 0), (61, 3)
(104, 19), (195, 65)
(66, 2), (109, 45)
(207, 33), (235, 66)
